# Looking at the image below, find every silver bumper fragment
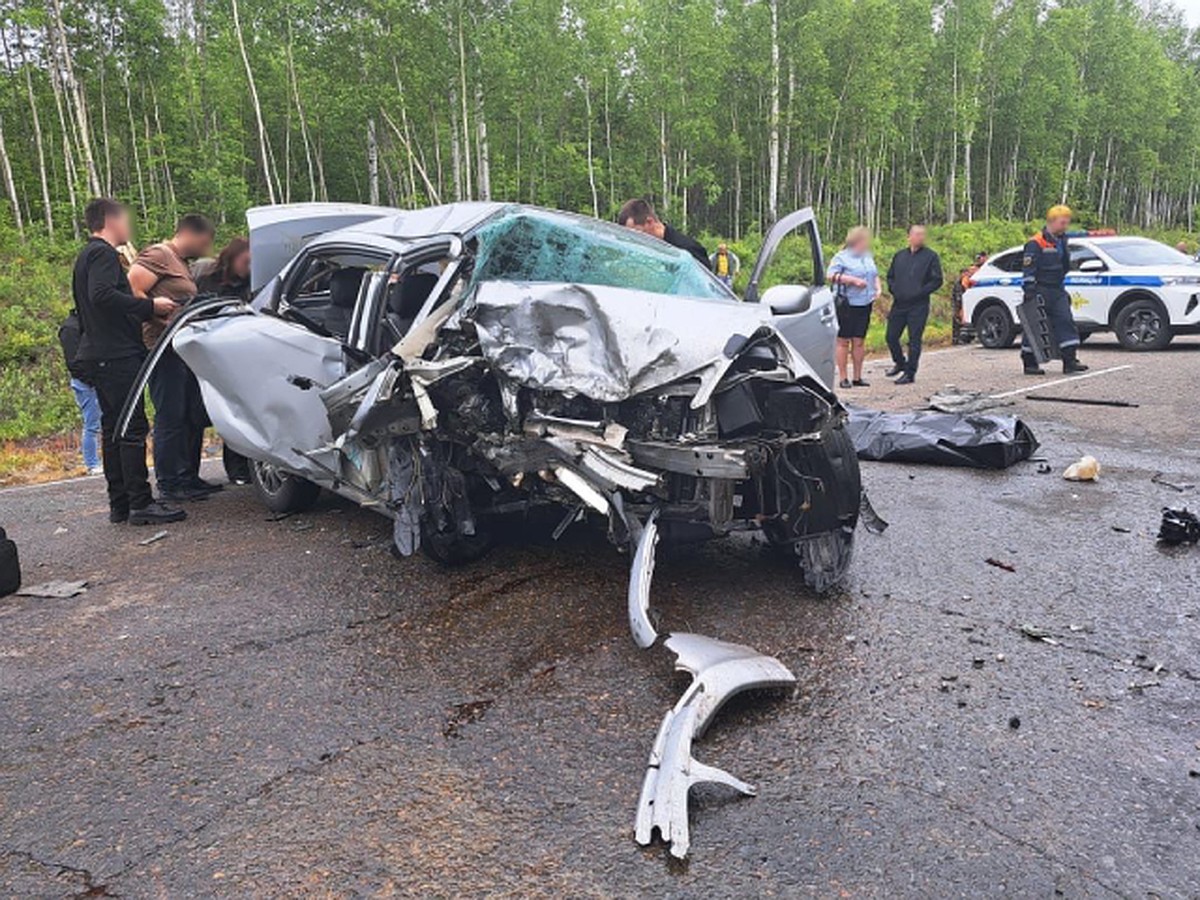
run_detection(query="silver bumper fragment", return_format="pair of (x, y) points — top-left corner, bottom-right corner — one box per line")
(627, 509), (661, 649)
(634, 633), (796, 858)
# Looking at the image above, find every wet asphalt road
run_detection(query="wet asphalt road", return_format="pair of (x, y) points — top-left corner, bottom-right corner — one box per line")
(2, 335), (1199, 898)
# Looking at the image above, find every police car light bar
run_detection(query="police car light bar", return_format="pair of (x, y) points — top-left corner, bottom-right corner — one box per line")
(1065, 228), (1118, 237)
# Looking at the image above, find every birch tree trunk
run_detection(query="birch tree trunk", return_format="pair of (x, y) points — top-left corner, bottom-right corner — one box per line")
(766, 0), (780, 224)
(583, 77), (598, 217)
(0, 113), (24, 237)
(231, 0), (276, 204)
(475, 81), (491, 201)
(367, 117), (380, 205)
(48, 0), (101, 197)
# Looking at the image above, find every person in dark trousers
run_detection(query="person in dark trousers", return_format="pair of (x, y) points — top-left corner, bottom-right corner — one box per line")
(617, 198), (711, 269)
(72, 199), (186, 526)
(884, 224), (943, 384)
(128, 214), (216, 502)
(1021, 205), (1088, 375)
(191, 236), (253, 484)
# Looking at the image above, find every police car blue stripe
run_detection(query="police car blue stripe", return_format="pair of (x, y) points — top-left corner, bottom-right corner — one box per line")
(971, 274), (1164, 288)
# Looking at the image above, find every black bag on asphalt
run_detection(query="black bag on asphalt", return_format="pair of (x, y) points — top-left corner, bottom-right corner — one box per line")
(58, 309), (90, 382)
(846, 406), (1040, 469)
(0, 526), (20, 598)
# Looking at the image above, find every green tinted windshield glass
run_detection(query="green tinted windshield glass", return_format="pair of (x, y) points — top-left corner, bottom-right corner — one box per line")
(470, 209), (732, 301)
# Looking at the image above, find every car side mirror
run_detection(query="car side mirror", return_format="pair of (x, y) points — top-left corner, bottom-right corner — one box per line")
(1077, 259), (1104, 273)
(759, 284), (814, 315)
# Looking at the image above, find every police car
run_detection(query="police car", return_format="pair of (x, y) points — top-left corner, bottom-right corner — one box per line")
(962, 234), (1200, 351)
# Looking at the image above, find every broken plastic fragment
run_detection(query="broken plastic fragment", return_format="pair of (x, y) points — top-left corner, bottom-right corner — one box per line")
(634, 633), (796, 858)
(628, 510), (660, 649)
(1063, 455), (1101, 481)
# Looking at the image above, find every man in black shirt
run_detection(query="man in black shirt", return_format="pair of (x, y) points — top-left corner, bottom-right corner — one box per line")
(73, 198), (186, 525)
(885, 224), (943, 384)
(617, 198), (711, 270)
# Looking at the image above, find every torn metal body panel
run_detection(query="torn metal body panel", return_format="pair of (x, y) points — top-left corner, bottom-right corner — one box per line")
(628, 510), (660, 649)
(635, 633), (796, 858)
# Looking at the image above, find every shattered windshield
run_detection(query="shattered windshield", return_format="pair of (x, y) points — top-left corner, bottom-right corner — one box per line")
(469, 209), (732, 301)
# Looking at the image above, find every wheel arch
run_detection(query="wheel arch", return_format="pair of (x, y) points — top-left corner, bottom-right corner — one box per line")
(970, 295), (1013, 326)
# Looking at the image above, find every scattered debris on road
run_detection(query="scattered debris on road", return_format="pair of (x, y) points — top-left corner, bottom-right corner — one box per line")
(846, 407), (1039, 469)
(1026, 395), (1138, 408)
(859, 489), (889, 534)
(1151, 472), (1194, 493)
(925, 387), (1012, 414)
(1063, 455), (1101, 481)
(16, 579), (88, 598)
(137, 530), (170, 546)
(1019, 624), (1060, 646)
(986, 557), (1017, 573)
(1157, 507), (1200, 545)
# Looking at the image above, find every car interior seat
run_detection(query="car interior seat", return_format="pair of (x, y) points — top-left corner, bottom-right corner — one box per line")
(384, 272), (440, 343)
(323, 267), (366, 340)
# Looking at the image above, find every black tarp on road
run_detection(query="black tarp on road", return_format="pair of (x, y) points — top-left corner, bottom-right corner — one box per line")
(846, 406), (1040, 469)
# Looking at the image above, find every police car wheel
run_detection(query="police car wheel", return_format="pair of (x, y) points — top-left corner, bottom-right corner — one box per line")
(1114, 298), (1172, 352)
(974, 303), (1015, 349)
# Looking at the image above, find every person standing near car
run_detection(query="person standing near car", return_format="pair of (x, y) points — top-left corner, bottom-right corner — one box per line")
(884, 224), (943, 384)
(191, 236), (253, 484)
(709, 242), (740, 288)
(72, 198), (185, 525)
(128, 214), (218, 502)
(617, 198), (711, 270)
(828, 225), (881, 389)
(58, 308), (102, 475)
(1021, 205), (1087, 375)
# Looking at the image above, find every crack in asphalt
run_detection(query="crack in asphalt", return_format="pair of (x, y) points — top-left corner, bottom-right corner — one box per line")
(892, 780), (1131, 899)
(0, 848), (116, 897)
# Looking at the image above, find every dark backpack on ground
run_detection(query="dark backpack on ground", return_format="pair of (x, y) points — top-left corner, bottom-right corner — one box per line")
(0, 526), (19, 598)
(58, 309), (89, 382)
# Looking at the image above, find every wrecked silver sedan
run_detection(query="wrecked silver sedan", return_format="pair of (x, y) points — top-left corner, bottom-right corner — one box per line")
(124, 202), (861, 589)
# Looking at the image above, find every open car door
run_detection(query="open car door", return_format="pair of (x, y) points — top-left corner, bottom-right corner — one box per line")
(117, 297), (352, 484)
(744, 207), (837, 389)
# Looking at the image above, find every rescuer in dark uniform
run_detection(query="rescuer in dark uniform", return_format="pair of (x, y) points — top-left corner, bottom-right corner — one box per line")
(1021, 204), (1088, 375)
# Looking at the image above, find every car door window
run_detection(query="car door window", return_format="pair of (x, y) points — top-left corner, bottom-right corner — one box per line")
(992, 251), (1024, 273)
(279, 249), (390, 338)
(1068, 245), (1104, 271)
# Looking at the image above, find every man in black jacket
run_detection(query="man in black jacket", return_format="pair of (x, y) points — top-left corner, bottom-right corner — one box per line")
(73, 198), (186, 525)
(617, 198), (711, 270)
(885, 224), (943, 384)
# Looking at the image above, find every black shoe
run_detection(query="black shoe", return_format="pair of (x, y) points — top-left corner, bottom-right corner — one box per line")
(852, 379), (870, 387)
(894, 373), (915, 385)
(109, 508), (129, 524)
(885, 364), (905, 377)
(128, 501), (188, 525)
(189, 477), (224, 494)
(839, 379), (852, 389)
(1021, 352), (1045, 376)
(1062, 348), (1089, 373)
(160, 486), (211, 503)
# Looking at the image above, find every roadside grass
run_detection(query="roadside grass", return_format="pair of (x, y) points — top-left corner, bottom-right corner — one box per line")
(0, 436), (86, 487)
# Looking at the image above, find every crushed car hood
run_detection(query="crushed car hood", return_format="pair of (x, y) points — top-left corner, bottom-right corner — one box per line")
(467, 281), (824, 404)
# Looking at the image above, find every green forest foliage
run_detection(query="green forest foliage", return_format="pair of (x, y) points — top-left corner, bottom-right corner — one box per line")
(3, 0), (1200, 440)
(1, 0), (1200, 240)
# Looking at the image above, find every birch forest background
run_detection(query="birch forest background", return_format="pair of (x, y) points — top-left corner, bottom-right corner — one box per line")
(2, 0), (1200, 242)
(3, 0), (1200, 451)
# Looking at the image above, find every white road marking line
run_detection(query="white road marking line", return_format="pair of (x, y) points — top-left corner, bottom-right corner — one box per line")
(988, 364), (1133, 399)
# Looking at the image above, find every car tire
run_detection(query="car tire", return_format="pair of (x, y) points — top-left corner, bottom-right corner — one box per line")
(764, 423), (861, 591)
(251, 460), (321, 514)
(974, 302), (1016, 349)
(1114, 298), (1173, 351)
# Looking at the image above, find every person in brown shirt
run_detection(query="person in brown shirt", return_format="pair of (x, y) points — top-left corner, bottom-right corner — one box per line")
(128, 214), (216, 501)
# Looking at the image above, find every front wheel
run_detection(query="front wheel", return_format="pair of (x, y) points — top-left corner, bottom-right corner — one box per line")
(1114, 298), (1173, 351)
(974, 302), (1016, 349)
(251, 460), (322, 514)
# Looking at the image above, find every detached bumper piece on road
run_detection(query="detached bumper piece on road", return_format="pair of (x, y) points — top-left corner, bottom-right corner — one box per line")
(634, 634), (796, 859)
